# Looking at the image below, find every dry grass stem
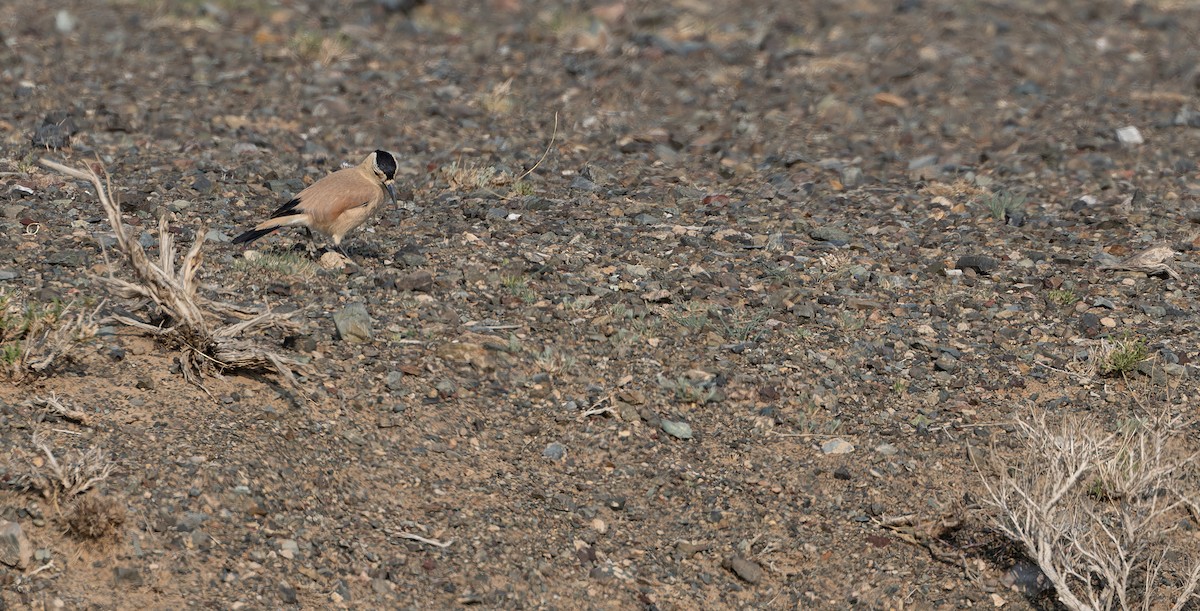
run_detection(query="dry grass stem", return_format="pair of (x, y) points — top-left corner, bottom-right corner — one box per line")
(39, 158), (304, 392)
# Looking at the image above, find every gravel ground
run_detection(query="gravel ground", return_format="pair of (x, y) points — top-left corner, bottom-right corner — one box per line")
(2, 0), (1200, 608)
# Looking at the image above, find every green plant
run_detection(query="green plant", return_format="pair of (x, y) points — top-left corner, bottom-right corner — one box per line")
(501, 274), (537, 303)
(233, 250), (317, 279)
(715, 308), (767, 343)
(0, 291), (98, 377)
(1046, 289), (1078, 307)
(1097, 334), (1148, 376)
(981, 191), (1027, 220)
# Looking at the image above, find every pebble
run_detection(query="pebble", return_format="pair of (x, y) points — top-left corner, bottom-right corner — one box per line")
(0, 270), (18, 281)
(821, 438), (854, 454)
(279, 581), (298, 604)
(0, 520), (32, 569)
(333, 303), (372, 343)
(542, 442), (566, 461)
(385, 371), (404, 390)
(113, 566), (143, 586)
(394, 270), (434, 292)
(1115, 125), (1143, 145)
(954, 255), (999, 274)
(722, 556), (764, 584)
(660, 419), (694, 440)
(278, 538), (299, 559)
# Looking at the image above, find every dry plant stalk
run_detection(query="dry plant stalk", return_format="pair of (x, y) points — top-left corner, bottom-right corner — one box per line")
(39, 158), (302, 392)
(7, 433), (116, 506)
(1099, 244), (1182, 281)
(974, 412), (1200, 611)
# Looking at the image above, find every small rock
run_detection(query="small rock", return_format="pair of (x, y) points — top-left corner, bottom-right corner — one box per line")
(55, 10), (77, 33)
(722, 556), (764, 584)
(542, 443), (566, 461)
(318, 251), (349, 270)
(954, 255), (999, 274)
(660, 419), (693, 440)
(204, 229), (230, 243)
(385, 371), (404, 390)
(934, 353), (958, 372)
(840, 166), (864, 187)
(191, 175), (213, 194)
(0, 520), (33, 569)
(113, 566), (143, 587)
(0, 270), (18, 281)
(808, 225), (852, 245)
(1115, 126), (1143, 146)
(333, 303), (372, 343)
(278, 538), (299, 559)
(394, 270), (434, 292)
(280, 581), (299, 605)
(821, 438), (854, 455)
(875, 443), (899, 456)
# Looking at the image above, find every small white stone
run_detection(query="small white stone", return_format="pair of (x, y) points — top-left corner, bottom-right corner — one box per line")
(821, 438), (854, 455)
(1116, 126), (1143, 145)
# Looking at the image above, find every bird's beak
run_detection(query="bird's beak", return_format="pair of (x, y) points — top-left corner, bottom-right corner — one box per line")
(386, 181), (397, 205)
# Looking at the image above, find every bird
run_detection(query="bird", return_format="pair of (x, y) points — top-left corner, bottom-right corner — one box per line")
(232, 150), (398, 256)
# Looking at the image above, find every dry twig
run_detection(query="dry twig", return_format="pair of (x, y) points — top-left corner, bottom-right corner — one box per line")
(1098, 244), (1182, 281)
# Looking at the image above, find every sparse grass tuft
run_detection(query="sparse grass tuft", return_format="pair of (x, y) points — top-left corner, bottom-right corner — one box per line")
(1046, 288), (1078, 307)
(481, 78), (514, 115)
(234, 250), (317, 279)
(1095, 333), (1149, 376)
(533, 346), (576, 376)
(443, 160), (507, 191)
(980, 191), (1027, 220)
(6, 433), (116, 506)
(0, 291), (100, 379)
(501, 274), (537, 303)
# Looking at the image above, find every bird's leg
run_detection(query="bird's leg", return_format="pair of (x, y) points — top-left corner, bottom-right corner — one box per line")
(303, 227), (318, 257)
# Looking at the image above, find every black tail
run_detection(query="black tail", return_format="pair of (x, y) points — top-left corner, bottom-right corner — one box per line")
(233, 197), (304, 245)
(232, 227), (277, 245)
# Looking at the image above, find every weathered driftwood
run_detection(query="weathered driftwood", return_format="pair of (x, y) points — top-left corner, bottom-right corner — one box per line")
(40, 158), (303, 393)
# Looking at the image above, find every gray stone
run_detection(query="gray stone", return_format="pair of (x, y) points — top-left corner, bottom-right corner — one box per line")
(723, 556), (764, 584)
(935, 353), (958, 372)
(954, 255), (999, 274)
(333, 303), (372, 343)
(0, 270), (18, 281)
(204, 229), (231, 243)
(840, 166), (864, 187)
(385, 371), (404, 390)
(394, 270), (433, 292)
(0, 520), (32, 569)
(113, 565), (143, 587)
(821, 438), (854, 454)
(660, 419), (693, 440)
(808, 226), (851, 244)
(542, 442), (566, 461)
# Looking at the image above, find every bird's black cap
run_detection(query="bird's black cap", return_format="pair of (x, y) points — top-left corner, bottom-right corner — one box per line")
(374, 150), (397, 180)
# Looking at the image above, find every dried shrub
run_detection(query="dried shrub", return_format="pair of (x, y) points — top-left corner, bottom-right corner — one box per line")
(974, 411), (1200, 610)
(64, 494), (126, 540)
(39, 158), (303, 394)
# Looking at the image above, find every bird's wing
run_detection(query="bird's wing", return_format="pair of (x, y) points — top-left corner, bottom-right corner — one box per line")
(294, 168), (382, 224)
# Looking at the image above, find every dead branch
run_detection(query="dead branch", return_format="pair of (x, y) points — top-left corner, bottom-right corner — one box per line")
(39, 158), (304, 392)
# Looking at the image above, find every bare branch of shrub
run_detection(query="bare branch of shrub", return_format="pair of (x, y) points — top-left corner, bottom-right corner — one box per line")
(973, 412), (1200, 611)
(39, 158), (304, 392)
